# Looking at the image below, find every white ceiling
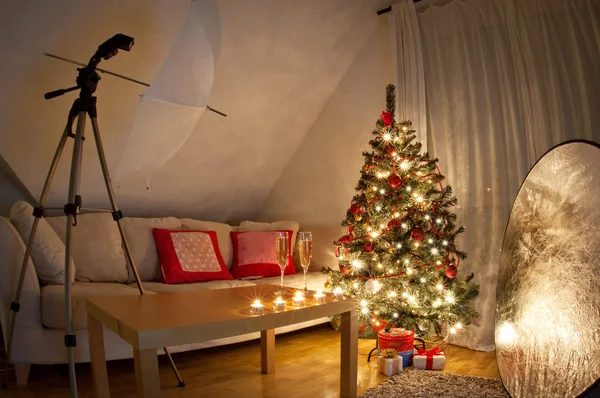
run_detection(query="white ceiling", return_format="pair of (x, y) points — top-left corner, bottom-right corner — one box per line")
(0, 0), (380, 221)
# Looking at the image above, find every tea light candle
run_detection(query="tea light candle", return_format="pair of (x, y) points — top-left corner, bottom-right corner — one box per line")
(314, 290), (325, 303)
(333, 287), (344, 299)
(273, 296), (286, 310)
(250, 299), (264, 313)
(293, 291), (305, 306)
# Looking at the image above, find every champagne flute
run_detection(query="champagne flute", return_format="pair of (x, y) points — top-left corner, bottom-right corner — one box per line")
(298, 232), (313, 295)
(275, 231), (289, 296)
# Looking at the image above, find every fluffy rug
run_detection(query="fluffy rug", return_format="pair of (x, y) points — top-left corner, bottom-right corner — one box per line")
(360, 369), (509, 398)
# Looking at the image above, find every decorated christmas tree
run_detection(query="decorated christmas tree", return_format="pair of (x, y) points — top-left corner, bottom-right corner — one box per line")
(324, 84), (479, 339)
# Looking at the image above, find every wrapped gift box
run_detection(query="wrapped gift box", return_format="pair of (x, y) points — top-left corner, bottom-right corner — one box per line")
(377, 355), (403, 376)
(413, 347), (446, 370)
(398, 349), (414, 367)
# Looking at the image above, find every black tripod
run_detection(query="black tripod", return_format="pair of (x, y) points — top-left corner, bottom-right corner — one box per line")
(2, 34), (184, 397)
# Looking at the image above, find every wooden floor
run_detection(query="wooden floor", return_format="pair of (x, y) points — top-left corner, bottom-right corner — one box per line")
(2, 324), (498, 397)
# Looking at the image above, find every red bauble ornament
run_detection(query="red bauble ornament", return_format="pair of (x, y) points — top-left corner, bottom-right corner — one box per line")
(384, 144), (396, 156)
(348, 226), (354, 233)
(388, 173), (402, 189)
(371, 318), (388, 332)
(380, 111), (393, 127)
(446, 265), (458, 279)
(339, 234), (352, 244)
(364, 241), (375, 253)
(341, 266), (351, 275)
(410, 228), (424, 241)
(358, 323), (367, 333)
(388, 219), (401, 229)
(350, 203), (362, 215)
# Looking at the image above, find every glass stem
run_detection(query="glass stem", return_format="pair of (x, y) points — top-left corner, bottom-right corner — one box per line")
(303, 267), (308, 291)
(280, 268), (285, 289)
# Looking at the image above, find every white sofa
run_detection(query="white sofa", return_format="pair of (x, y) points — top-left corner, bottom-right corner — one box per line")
(0, 202), (328, 385)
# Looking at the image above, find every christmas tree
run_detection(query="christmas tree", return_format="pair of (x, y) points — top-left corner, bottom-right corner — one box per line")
(324, 84), (479, 339)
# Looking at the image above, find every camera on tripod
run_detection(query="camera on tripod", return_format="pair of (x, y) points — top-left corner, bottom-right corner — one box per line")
(44, 34), (134, 100)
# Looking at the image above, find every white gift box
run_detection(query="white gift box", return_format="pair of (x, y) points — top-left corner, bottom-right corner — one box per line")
(413, 351), (446, 370)
(377, 355), (403, 376)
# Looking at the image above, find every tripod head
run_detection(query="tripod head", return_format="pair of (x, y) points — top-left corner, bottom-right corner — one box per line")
(45, 34), (134, 100)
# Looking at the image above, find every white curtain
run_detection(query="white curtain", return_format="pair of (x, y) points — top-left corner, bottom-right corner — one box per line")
(391, 0), (600, 351)
(389, 1), (428, 151)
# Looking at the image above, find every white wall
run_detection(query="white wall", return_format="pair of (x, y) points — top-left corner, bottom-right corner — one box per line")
(258, 17), (392, 270)
(0, 0), (380, 222)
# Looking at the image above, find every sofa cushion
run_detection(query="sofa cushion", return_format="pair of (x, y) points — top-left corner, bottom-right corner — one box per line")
(180, 218), (233, 268)
(238, 221), (300, 254)
(230, 230), (296, 279)
(47, 213), (128, 282)
(251, 272), (329, 291)
(135, 280), (255, 294)
(41, 282), (146, 330)
(9, 201), (76, 284)
(122, 217), (181, 282)
(153, 229), (233, 284)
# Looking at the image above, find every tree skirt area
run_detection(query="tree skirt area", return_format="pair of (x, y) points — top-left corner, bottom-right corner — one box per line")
(360, 369), (509, 398)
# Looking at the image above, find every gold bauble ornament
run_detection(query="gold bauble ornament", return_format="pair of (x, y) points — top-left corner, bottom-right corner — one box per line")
(354, 214), (363, 221)
(388, 247), (395, 253)
(324, 281), (332, 289)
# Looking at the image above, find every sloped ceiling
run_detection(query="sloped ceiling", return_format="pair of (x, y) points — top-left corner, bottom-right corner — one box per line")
(0, 0), (380, 221)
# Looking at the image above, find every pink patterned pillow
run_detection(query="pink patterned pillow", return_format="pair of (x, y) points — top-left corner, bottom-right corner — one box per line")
(230, 230), (296, 279)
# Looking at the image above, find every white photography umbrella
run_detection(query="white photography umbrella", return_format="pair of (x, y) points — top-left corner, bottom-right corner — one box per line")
(114, 0), (223, 182)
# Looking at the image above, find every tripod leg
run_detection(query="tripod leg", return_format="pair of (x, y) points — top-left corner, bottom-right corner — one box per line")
(89, 115), (185, 387)
(2, 126), (71, 389)
(62, 110), (90, 398)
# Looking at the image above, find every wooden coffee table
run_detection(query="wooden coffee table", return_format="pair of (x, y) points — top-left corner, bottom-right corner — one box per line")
(85, 284), (358, 397)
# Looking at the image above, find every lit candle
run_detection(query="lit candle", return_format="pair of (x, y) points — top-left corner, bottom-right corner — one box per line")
(314, 290), (325, 303)
(250, 299), (264, 313)
(293, 291), (305, 306)
(333, 287), (344, 299)
(273, 296), (286, 310)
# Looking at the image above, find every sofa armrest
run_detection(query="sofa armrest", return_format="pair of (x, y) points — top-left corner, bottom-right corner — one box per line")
(0, 217), (42, 339)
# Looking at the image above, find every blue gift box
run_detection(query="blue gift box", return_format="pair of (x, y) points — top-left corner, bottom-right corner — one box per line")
(398, 349), (414, 367)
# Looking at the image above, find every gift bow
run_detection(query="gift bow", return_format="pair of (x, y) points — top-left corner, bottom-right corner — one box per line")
(417, 347), (443, 357)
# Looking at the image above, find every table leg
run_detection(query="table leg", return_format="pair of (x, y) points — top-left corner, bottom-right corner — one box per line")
(87, 313), (110, 398)
(261, 329), (275, 374)
(340, 309), (358, 398)
(133, 348), (161, 398)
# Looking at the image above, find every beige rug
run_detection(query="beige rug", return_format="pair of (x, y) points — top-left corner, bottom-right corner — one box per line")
(360, 369), (509, 398)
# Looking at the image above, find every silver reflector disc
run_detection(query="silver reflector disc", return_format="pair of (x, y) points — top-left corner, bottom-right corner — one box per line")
(496, 140), (600, 398)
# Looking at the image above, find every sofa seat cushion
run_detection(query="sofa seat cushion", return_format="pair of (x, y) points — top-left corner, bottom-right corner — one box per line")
(41, 283), (146, 330)
(47, 213), (128, 282)
(134, 280), (255, 294)
(250, 272), (328, 291)
(122, 217), (181, 282)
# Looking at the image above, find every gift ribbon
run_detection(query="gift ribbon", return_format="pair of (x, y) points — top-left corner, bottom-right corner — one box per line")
(417, 347), (443, 370)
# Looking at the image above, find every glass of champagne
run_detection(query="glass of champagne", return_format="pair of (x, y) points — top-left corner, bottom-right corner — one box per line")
(275, 231), (289, 296)
(298, 232), (313, 295)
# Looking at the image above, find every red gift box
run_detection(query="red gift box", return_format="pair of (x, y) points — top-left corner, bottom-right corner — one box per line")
(378, 328), (414, 352)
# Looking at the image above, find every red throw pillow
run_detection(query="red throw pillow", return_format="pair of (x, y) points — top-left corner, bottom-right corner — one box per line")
(230, 230), (296, 279)
(152, 228), (233, 284)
